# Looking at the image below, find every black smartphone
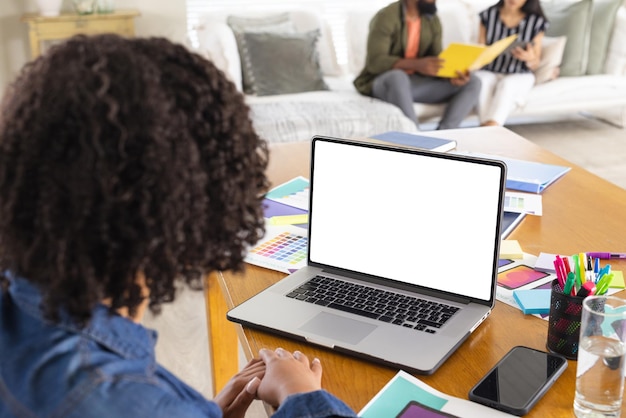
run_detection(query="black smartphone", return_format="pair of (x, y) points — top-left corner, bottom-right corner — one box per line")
(504, 40), (533, 54)
(468, 346), (567, 416)
(510, 40), (530, 50)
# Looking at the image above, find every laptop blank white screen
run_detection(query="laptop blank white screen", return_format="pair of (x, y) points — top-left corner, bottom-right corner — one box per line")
(308, 139), (504, 302)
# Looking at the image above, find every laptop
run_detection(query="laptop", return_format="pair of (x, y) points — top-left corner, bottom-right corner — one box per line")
(228, 135), (507, 374)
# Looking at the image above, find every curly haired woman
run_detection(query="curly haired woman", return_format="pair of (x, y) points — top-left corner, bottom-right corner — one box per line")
(0, 35), (355, 418)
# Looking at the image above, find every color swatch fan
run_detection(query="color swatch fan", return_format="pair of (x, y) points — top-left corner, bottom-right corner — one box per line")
(245, 226), (308, 274)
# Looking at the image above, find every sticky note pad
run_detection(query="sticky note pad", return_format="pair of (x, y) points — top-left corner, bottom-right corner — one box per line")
(609, 271), (625, 289)
(268, 214), (309, 225)
(513, 289), (551, 314)
(534, 252), (558, 273)
(500, 240), (523, 259)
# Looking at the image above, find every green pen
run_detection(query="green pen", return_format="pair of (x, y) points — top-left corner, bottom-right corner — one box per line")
(563, 272), (575, 295)
(572, 254), (582, 292)
(596, 273), (615, 295)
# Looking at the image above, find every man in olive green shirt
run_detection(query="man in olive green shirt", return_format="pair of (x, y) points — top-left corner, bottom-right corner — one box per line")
(354, 0), (480, 130)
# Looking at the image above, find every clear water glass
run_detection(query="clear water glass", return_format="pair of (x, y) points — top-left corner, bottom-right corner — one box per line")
(574, 296), (626, 417)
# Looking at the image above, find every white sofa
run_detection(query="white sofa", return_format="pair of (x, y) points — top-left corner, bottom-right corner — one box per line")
(349, 0), (626, 127)
(196, 0), (626, 143)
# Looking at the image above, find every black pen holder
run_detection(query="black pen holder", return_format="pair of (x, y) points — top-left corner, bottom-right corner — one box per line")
(546, 279), (585, 360)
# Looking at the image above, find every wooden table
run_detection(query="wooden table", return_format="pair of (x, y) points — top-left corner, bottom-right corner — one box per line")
(21, 9), (140, 58)
(206, 126), (626, 416)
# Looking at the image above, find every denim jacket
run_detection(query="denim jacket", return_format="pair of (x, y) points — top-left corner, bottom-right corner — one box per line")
(0, 277), (356, 418)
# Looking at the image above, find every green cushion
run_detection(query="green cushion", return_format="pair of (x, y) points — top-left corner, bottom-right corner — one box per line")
(238, 30), (329, 96)
(586, 0), (623, 74)
(542, 0), (593, 77)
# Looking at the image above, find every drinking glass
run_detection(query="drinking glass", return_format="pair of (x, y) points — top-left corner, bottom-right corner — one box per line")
(574, 296), (626, 417)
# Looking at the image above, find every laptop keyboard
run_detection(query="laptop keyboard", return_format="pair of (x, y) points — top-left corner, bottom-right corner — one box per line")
(286, 275), (460, 334)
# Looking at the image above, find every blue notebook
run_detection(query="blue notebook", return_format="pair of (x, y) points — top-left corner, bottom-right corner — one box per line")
(369, 131), (457, 152)
(502, 157), (571, 193)
(513, 289), (551, 314)
(456, 152), (570, 193)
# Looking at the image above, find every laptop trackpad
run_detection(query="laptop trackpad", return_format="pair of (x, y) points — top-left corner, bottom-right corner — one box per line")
(299, 312), (377, 345)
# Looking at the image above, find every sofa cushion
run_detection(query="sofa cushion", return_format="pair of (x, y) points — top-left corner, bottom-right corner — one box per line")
(246, 85), (418, 143)
(518, 74), (626, 114)
(542, 0), (593, 77)
(238, 30), (329, 96)
(605, 6), (626, 76)
(586, 0), (623, 74)
(227, 13), (297, 94)
(534, 36), (567, 85)
(226, 13), (295, 33)
(223, 10), (341, 77)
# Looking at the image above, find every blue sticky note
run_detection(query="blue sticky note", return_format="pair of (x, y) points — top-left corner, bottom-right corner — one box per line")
(513, 289), (551, 314)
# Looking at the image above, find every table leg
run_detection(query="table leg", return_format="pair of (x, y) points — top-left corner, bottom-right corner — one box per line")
(205, 271), (239, 396)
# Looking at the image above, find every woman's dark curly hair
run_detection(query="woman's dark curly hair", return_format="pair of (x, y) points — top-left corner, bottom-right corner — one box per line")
(0, 34), (269, 325)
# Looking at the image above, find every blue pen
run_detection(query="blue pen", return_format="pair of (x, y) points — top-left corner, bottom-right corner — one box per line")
(594, 257), (600, 275)
(596, 265), (609, 282)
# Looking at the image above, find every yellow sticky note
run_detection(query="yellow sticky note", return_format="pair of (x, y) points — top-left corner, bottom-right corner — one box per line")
(609, 271), (625, 288)
(268, 214), (308, 225)
(500, 240), (523, 259)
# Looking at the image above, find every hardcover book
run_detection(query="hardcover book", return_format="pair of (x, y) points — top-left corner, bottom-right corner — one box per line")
(368, 131), (457, 152)
(437, 34), (518, 78)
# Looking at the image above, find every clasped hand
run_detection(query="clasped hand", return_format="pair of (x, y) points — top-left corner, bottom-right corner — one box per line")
(214, 347), (323, 418)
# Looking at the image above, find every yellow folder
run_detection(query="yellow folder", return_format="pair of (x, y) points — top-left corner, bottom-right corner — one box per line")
(436, 34), (518, 78)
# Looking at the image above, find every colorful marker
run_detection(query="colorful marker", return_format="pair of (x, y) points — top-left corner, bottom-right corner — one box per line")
(586, 252), (626, 260)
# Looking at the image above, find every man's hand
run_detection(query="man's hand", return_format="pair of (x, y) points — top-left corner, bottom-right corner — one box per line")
(396, 56), (444, 76)
(450, 70), (470, 86)
(412, 57), (445, 76)
(256, 347), (323, 408)
(213, 358), (265, 418)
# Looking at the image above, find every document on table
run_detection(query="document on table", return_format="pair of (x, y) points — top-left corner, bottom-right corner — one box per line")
(504, 191), (542, 215)
(245, 177), (310, 273)
(265, 176), (309, 210)
(453, 151), (571, 193)
(359, 370), (515, 417)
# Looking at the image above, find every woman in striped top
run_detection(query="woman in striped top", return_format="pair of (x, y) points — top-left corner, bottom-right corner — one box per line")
(476, 0), (548, 126)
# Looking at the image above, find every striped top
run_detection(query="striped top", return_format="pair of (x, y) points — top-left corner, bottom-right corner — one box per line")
(479, 5), (548, 73)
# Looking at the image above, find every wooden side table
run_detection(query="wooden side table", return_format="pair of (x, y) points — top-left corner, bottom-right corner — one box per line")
(21, 9), (141, 58)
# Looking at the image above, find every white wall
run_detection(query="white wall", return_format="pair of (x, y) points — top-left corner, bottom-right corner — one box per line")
(0, 0), (35, 93)
(0, 0), (187, 95)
